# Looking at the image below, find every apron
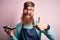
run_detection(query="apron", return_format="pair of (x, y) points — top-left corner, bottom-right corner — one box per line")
(19, 24), (40, 40)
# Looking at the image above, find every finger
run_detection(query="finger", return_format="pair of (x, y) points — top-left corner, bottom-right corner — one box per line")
(11, 30), (14, 34)
(7, 30), (12, 35)
(38, 17), (40, 23)
(4, 29), (8, 32)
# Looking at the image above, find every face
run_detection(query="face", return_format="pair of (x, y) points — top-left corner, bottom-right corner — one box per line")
(23, 6), (34, 19)
(21, 6), (34, 24)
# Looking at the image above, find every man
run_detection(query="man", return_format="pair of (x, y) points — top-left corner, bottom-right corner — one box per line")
(4, 1), (55, 40)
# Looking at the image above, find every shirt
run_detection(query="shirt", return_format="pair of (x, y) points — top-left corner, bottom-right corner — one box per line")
(11, 19), (55, 40)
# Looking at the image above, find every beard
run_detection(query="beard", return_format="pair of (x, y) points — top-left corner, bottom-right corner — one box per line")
(21, 13), (34, 24)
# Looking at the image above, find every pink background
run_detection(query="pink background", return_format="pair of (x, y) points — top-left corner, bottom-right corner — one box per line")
(0, 0), (60, 40)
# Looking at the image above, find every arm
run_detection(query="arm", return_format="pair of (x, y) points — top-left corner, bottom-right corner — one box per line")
(42, 24), (55, 40)
(34, 17), (55, 40)
(11, 23), (22, 40)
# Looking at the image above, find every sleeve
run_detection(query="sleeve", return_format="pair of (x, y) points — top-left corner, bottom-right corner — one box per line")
(11, 35), (18, 40)
(42, 24), (55, 40)
(11, 23), (22, 40)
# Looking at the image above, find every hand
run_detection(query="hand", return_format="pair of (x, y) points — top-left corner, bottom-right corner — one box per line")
(4, 29), (14, 37)
(36, 17), (48, 31)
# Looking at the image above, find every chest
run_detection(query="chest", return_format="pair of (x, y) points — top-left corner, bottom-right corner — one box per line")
(20, 28), (40, 40)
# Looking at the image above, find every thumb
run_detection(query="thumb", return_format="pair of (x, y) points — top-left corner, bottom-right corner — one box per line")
(38, 17), (40, 23)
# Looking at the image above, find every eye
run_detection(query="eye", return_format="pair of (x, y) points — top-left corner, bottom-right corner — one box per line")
(24, 9), (27, 11)
(27, 9), (34, 11)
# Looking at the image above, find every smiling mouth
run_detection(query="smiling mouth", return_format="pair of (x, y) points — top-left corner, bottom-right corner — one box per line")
(23, 13), (31, 16)
(25, 15), (30, 17)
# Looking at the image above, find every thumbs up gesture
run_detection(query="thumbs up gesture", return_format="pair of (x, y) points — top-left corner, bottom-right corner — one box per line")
(36, 17), (48, 31)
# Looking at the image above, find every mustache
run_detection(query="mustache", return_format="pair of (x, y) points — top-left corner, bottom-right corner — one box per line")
(23, 13), (31, 16)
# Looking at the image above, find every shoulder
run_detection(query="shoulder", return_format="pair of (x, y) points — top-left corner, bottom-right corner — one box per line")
(16, 22), (23, 27)
(15, 22), (23, 34)
(16, 22), (23, 29)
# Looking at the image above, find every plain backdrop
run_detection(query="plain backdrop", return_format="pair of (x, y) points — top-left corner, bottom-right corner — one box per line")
(0, 0), (60, 40)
